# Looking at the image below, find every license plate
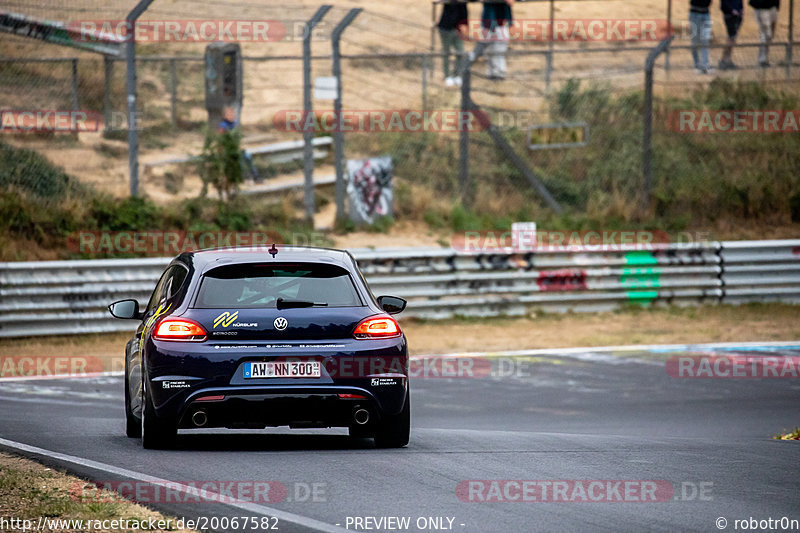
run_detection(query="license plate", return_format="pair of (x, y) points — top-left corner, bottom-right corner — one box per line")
(244, 361), (321, 378)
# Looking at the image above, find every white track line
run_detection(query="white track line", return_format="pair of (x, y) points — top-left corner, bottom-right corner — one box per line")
(0, 371), (123, 382)
(416, 341), (800, 360)
(0, 437), (349, 533)
(3, 342), (800, 382)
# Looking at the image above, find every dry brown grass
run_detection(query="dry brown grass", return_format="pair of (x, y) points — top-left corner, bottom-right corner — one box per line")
(0, 452), (197, 533)
(2, 0), (796, 200)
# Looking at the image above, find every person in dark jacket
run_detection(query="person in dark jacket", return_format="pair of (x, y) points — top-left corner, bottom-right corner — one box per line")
(481, 0), (514, 80)
(217, 106), (259, 183)
(720, 0), (743, 69)
(438, 0), (469, 87)
(749, 0), (780, 66)
(690, 0), (713, 74)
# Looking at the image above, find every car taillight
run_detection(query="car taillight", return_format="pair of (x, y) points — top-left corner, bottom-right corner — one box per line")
(196, 395), (225, 402)
(353, 316), (401, 339)
(153, 317), (208, 342)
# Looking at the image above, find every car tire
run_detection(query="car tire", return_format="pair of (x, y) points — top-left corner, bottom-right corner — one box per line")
(374, 390), (410, 448)
(141, 379), (176, 450)
(124, 365), (141, 438)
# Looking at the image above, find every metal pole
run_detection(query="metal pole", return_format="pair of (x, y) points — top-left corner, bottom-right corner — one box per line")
(126, 0), (156, 197)
(458, 42), (486, 203)
(643, 36), (674, 215)
(459, 62), (471, 202)
(103, 56), (113, 135)
(787, 0), (795, 73)
(484, 124), (563, 214)
(431, 0), (438, 90)
(71, 59), (79, 111)
(422, 57), (429, 111)
(169, 58), (177, 127)
(422, 1), (436, 110)
(546, 0), (555, 94)
(665, 0), (672, 73)
(332, 8), (363, 226)
(303, 5), (332, 226)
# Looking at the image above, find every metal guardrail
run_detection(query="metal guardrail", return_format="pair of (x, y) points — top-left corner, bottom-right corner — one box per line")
(0, 240), (798, 338)
(142, 137), (333, 171)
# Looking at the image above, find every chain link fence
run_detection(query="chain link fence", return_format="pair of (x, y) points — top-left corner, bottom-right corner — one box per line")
(1, 0), (799, 229)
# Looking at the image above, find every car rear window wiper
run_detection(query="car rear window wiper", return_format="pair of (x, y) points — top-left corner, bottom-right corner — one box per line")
(276, 298), (329, 309)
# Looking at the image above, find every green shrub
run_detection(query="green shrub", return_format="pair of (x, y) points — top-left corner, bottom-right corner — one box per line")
(0, 141), (86, 198)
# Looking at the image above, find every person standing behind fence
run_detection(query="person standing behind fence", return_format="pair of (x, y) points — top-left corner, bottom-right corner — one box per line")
(481, 0), (514, 81)
(438, 0), (469, 87)
(749, 0), (780, 67)
(719, 0), (743, 69)
(690, 0), (714, 74)
(218, 106), (260, 183)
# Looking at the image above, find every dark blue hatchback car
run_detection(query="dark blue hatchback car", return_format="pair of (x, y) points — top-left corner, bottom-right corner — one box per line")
(109, 246), (409, 449)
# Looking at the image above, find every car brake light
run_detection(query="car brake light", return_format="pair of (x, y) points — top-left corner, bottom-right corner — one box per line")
(353, 316), (401, 339)
(153, 317), (208, 341)
(338, 393), (366, 399)
(196, 395), (225, 402)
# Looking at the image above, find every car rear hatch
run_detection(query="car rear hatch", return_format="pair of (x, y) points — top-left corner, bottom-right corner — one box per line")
(182, 261), (384, 385)
(189, 307), (367, 341)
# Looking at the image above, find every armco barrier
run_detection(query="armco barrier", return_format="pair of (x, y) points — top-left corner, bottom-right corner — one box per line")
(0, 240), (798, 338)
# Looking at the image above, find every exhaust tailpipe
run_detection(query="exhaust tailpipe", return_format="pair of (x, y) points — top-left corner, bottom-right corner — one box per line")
(191, 410), (208, 428)
(353, 408), (370, 425)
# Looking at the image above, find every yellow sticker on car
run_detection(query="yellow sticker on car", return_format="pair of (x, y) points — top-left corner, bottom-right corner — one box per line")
(213, 311), (239, 329)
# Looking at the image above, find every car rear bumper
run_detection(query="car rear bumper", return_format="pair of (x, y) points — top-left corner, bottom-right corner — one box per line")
(173, 385), (406, 430)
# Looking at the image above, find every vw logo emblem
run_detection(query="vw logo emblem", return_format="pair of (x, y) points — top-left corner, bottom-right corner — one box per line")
(274, 317), (288, 331)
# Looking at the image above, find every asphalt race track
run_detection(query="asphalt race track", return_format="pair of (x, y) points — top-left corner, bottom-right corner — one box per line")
(1, 344), (799, 533)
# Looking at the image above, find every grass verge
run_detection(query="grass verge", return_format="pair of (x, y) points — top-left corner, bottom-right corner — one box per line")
(0, 452), (195, 532)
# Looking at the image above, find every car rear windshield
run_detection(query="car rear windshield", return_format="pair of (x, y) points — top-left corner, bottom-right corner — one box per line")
(194, 263), (363, 309)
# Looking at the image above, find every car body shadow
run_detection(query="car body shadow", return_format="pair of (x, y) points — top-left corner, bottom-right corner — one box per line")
(172, 431), (377, 452)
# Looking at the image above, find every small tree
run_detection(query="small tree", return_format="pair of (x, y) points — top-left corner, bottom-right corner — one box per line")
(197, 128), (244, 201)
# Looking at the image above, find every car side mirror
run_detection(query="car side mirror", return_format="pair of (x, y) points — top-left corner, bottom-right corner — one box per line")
(108, 299), (142, 320)
(377, 295), (407, 315)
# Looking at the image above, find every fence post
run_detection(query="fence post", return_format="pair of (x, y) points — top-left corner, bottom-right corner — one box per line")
(71, 59), (79, 111)
(459, 55), (471, 201)
(169, 58), (178, 127)
(422, 55), (429, 110)
(303, 5), (332, 226)
(428, 0), (437, 110)
(545, 0), (555, 94)
(332, 8), (363, 226)
(665, 0), (672, 74)
(126, 0), (156, 197)
(103, 56), (114, 135)
(458, 43), (562, 213)
(642, 36), (674, 215)
(458, 43), (486, 203)
(786, 0), (794, 77)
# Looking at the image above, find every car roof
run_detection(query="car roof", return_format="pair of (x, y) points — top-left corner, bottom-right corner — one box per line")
(178, 245), (355, 272)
